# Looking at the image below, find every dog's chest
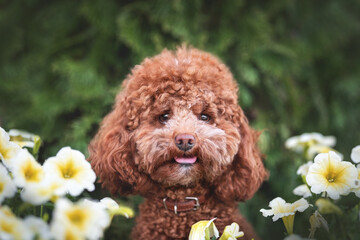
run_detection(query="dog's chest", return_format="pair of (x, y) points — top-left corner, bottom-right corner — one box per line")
(134, 199), (238, 239)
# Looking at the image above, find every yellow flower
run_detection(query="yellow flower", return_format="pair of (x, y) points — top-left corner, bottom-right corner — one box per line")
(99, 197), (134, 218)
(50, 198), (110, 240)
(0, 164), (16, 203)
(285, 133), (336, 154)
(8, 129), (42, 155)
(260, 197), (310, 235)
(21, 176), (65, 205)
(306, 151), (358, 199)
(315, 198), (342, 215)
(43, 147), (96, 196)
(24, 216), (53, 240)
(189, 218), (219, 240)
(0, 206), (33, 240)
(0, 127), (21, 168)
(11, 149), (45, 187)
(219, 222), (244, 240)
(307, 145), (342, 160)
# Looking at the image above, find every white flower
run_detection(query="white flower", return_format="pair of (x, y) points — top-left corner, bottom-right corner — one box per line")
(11, 149), (45, 187)
(8, 129), (37, 148)
(285, 133), (336, 153)
(293, 184), (312, 198)
(0, 206), (33, 240)
(99, 197), (134, 218)
(50, 198), (110, 240)
(21, 175), (65, 205)
(0, 127), (21, 168)
(297, 161), (313, 177)
(24, 216), (53, 240)
(0, 164), (16, 203)
(219, 222), (244, 240)
(260, 197), (310, 235)
(307, 145), (342, 160)
(351, 145), (360, 163)
(260, 197), (310, 221)
(189, 218), (219, 240)
(43, 147), (96, 196)
(306, 151), (358, 199)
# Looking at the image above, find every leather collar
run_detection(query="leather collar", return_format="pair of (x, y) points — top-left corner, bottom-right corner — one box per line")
(162, 195), (206, 214)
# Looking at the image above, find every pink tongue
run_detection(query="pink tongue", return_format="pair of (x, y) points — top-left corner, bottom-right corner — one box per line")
(174, 156), (197, 164)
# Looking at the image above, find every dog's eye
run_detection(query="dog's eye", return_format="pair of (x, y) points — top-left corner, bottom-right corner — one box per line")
(159, 113), (170, 123)
(200, 114), (211, 122)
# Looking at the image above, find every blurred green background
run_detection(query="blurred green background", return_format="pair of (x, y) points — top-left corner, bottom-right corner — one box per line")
(1, 0), (359, 239)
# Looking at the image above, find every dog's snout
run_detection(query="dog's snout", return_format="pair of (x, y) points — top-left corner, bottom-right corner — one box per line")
(175, 134), (196, 151)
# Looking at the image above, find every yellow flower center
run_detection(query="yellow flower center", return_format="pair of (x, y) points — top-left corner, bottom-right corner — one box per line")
(326, 172), (336, 183)
(65, 230), (79, 240)
(21, 160), (43, 182)
(60, 160), (78, 179)
(304, 139), (317, 148)
(0, 182), (4, 193)
(0, 143), (11, 159)
(66, 208), (87, 229)
(1, 221), (14, 233)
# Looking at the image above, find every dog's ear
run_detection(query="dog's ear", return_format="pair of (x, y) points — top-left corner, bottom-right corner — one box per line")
(214, 106), (268, 202)
(88, 92), (153, 196)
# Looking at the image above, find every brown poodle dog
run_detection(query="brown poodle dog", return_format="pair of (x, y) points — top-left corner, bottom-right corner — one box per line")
(89, 46), (267, 240)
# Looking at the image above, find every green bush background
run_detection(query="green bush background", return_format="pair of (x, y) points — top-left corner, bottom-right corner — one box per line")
(1, 0), (359, 238)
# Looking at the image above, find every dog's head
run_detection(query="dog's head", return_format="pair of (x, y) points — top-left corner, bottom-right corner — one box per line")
(89, 47), (267, 202)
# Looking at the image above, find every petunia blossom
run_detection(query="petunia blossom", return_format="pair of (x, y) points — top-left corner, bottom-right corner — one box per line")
(50, 198), (110, 240)
(0, 127), (21, 168)
(0, 206), (33, 240)
(260, 197), (310, 235)
(24, 216), (53, 240)
(99, 197), (134, 218)
(11, 149), (45, 187)
(307, 145), (342, 160)
(285, 133), (336, 154)
(306, 151), (358, 199)
(219, 222), (244, 240)
(21, 175), (66, 205)
(188, 218), (219, 240)
(0, 164), (16, 204)
(43, 147), (96, 196)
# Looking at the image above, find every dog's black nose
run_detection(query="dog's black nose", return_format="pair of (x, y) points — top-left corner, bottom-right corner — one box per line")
(175, 134), (196, 151)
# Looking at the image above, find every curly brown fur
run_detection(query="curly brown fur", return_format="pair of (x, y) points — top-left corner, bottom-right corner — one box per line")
(89, 46), (268, 240)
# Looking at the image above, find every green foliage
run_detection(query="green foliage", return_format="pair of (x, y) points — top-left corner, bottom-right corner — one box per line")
(1, 0), (360, 239)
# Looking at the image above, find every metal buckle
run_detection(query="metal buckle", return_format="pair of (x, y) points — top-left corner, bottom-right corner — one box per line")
(163, 197), (168, 210)
(163, 196), (200, 214)
(163, 197), (178, 214)
(185, 197), (200, 211)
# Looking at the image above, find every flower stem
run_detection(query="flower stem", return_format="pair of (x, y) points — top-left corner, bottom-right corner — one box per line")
(40, 205), (43, 218)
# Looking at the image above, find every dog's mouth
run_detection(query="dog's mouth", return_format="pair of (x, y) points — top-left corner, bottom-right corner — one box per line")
(173, 156), (197, 165)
